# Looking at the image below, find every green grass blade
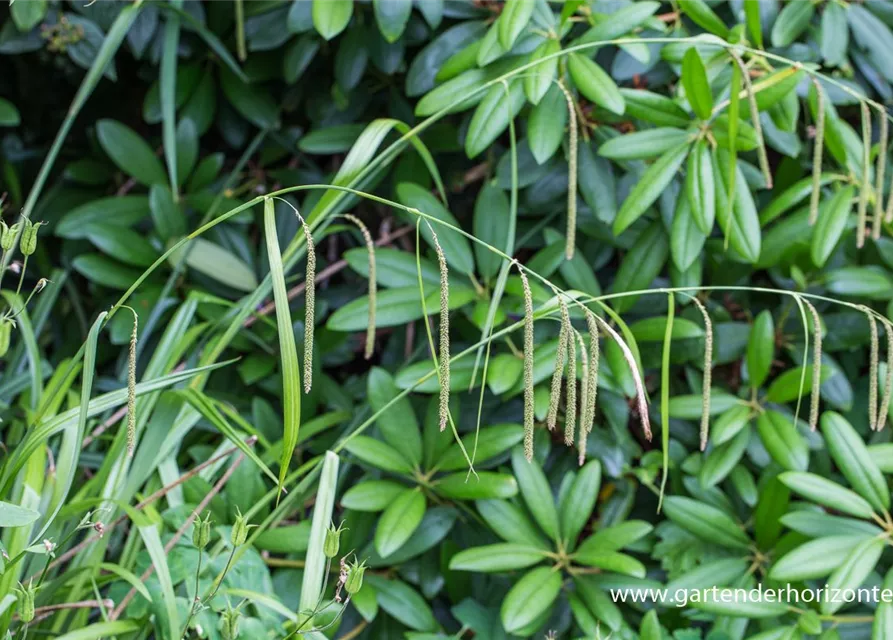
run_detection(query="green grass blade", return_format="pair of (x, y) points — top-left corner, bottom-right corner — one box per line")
(32, 312), (106, 542)
(263, 197), (302, 498)
(0, 292), (42, 410)
(658, 294), (675, 513)
(54, 621), (141, 640)
(297, 451), (339, 626)
(160, 0), (183, 197)
(178, 388), (279, 486)
(136, 521), (179, 639)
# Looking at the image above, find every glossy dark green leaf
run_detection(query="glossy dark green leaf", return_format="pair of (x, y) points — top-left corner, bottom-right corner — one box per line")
(699, 427), (751, 488)
(757, 411), (809, 472)
(686, 139), (715, 234)
(567, 52), (625, 115)
(613, 143), (689, 235)
(312, 0), (353, 40)
(765, 365), (830, 403)
(438, 424), (523, 471)
(681, 48), (713, 120)
(0, 500), (40, 528)
(466, 80), (526, 159)
(375, 488), (426, 557)
(368, 367), (422, 466)
(96, 119), (167, 186)
(662, 496), (751, 550)
(219, 68), (280, 130)
(511, 447), (559, 541)
(620, 88), (690, 127)
(821, 411), (890, 512)
(821, 1), (849, 66)
(599, 128), (691, 161)
(528, 84), (567, 165)
(575, 521), (653, 556)
(611, 221), (670, 313)
(770, 534), (873, 581)
(711, 404), (752, 446)
(169, 238), (258, 292)
(84, 224), (157, 267)
(772, 0), (815, 47)
(500, 566), (563, 634)
(450, 543), (546, 572)
(365, 575), (437, 632)
(343, 435), (413, 474)
(811, 186), (855, 267)
(629, 316), (704, 342)
(747, 310), (775, 389)
(434, 472), (518, 500)
(714, 148), (762, 263)
(373, 0), (411, 43)
(477, 498), (551, 549)
(558, 460), (601, 548)
(671, 189), (707, 272)
(822, 536), (886, 615)
(524, 39), (560, 104)
(342, 480), (408, 512)
(397, 183), (475, 274)
(780, 471), (876, 519)
(498, 0), (534, 50)
(149, 184), (185, 241)
(473, 182), (511, 280)
(825, 267), (893, 300)
(678, 0), (729, 37)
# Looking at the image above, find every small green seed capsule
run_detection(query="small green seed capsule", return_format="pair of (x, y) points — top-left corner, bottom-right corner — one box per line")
(230, 508), (252, 547)
(324, 521), (345, 559)
(193, 512), (212, 550)
(20, 220), (45, 257)
(219, 605), (241, 640)
(0, 319), (12, 358)
(345, 559), (366, 595)
(15, 582), (35, 623)
(1, 221), (20, 252)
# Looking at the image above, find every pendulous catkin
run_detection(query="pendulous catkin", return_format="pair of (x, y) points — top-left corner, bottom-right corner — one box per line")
(690, 297), (713, 450)
(583, 311), (600, 437)
(547, 298), (571, 432)
(735, 54), (772, 189)
(517, 263), (536, 460)
(803, 299), (823, 432)
(302, 222), (316, 394)
(878, 319), (893, 430)
(564, 327), (577, 447)
(874, 107), (888, 240)
(432, 230), (450, 431)
(343, 214), (376, 359)
(557, 80), (578, 260)
(127, 313), (138, 457)
(857, 102), (871, 249)
(866, 306), (880, 430)
(576, 332), (589, 466)
(809, 78), (826, 226)
(595, 314), (652, 440)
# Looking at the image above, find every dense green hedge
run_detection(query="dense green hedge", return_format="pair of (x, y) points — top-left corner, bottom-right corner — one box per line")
(3, 0), (893, 639)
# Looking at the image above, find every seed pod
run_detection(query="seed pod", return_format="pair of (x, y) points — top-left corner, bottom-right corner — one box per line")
(126, 313), (137, 457)
(193, 512), (212, 550)
(0, 221), (20, 252)
(15, 581), (35, 623)
(564, 326), (577, 447)
(857, 102), (871, 248)
(557, 80), (578, 260)
(689, 297), (713, 450)
(20, 220), (45, 257)
(809, 78), (826, 226)
(302, 222), (316, 394)
(231, 508), (253, 547)
(345, 559), (367, 595)
(219, 605), (241, 640)
(547, 298), (571, 432)
(517, 263), (536, 461)
(0, 318), (13, 358)
(324, 521), (345, 559)
(803, 299), (823, 432)
(343, 215), (376, 359)
(432, 230), (450, 431)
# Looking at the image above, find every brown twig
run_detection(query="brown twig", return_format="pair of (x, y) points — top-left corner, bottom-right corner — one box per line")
(244, 225), (413, 328)
(38, 439), (254, 582)
(110, 451), (246, 620)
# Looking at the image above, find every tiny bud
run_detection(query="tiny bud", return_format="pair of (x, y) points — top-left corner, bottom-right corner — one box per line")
(8, 261), (20, 274)
(34, 278), (48, 294)
(14, 581), (36, 623)
(324, 521), (345, 559)
(230, 508), (254, 547)
(345, 558), (366, 595)
(192, 512), (212, 550)
(43, 539), (55, 555)
(219, 604), (241, 640)
(20, 220), (45, 256)
(0, 221), (18, 252)
(0, 319), (13, 358)
(93, 522), (105, 537)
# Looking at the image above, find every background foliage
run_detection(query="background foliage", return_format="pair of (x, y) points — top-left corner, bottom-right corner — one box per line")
(2, 0), (893, 639)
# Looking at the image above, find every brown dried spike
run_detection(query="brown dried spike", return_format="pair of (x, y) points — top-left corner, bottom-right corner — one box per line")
(689, 296), (713, 450)
(546, 298), (570, 432)
(803, 299), (823, 432)
(595, 315), (652, 440)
